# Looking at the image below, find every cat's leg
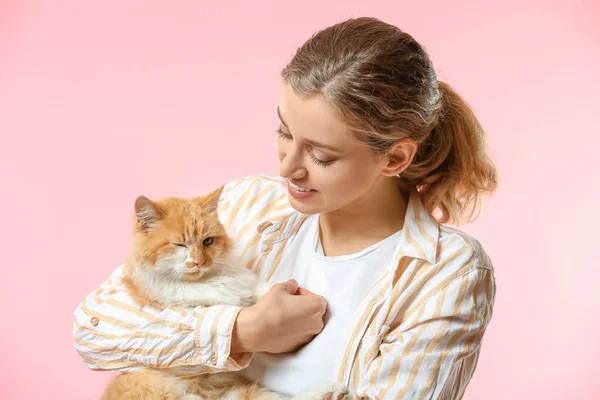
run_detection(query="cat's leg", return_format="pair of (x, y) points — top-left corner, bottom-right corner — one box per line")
(103, 369), (193, 400)
(218, 383), (348, 400)
(289, 383), (349, 400)
(182, 395), (205, 400)
(220, 386), (289, 400)
(229, 382), (348, 400)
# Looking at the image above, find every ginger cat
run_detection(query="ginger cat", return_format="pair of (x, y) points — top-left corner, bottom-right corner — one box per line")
(102, 187), (349, 400)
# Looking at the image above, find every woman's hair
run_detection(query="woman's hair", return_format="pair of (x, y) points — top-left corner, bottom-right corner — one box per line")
(281, 17), (498, 225)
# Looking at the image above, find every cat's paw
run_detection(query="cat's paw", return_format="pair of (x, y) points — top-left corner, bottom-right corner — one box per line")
(293, 382), (349, 400)
(322, 383), (350, 400)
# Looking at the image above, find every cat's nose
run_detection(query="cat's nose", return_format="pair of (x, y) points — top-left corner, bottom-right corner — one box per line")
(194, 254), (206, 268)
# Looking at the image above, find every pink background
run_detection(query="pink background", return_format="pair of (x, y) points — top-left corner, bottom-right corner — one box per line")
(1, 1), (598, 399)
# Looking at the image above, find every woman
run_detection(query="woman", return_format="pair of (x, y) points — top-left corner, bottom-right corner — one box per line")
(73, 17), (497, 399)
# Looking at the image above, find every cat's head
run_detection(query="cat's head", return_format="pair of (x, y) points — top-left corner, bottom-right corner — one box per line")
(130, 186), (232, 282)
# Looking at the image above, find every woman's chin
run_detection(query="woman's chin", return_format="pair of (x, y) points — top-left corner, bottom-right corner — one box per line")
(289, 195), (323, 215)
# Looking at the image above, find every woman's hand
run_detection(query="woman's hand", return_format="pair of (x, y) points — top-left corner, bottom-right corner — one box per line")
(232, 279), (327, 354)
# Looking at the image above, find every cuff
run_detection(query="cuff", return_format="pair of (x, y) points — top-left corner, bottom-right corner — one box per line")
(194, 305), (254, 371)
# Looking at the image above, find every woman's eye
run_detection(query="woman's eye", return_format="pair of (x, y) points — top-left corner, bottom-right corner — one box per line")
(309, 152), (335, 167)
(276, 127), (292, 140)
(203, 237), (214, 246)
(276, 126), (334, 167)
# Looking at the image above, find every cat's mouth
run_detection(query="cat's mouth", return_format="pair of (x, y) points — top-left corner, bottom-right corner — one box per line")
(180, 266), (213, 281)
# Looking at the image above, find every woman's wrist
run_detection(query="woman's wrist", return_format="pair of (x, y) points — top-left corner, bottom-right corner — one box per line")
(231, 306), (262, 354)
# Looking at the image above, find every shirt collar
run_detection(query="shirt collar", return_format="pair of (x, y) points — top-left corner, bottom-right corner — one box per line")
(395, 190), (440, 264)
(259, 189), (440, 265)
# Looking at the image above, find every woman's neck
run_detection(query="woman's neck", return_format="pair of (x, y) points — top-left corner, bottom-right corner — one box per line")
(318, 177), (409, 256)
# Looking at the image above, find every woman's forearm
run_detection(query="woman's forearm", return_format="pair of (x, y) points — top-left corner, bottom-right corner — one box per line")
(231, 306), (262, 354)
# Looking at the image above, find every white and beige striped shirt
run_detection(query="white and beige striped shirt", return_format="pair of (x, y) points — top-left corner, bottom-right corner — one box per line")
(72, 174), (496, 399)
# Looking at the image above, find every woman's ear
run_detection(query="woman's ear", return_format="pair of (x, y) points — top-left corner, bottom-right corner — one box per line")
(380, 138), (418, 177)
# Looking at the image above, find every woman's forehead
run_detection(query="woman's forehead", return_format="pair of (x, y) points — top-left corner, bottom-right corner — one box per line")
(278, 85), (358, 149)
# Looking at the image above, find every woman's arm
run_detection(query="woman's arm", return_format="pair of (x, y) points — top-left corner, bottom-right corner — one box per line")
(72, 267), (328, 372)
(72, 264), (253, 372)
(72, 175), (326, 371)
(354, 266), (495, 399)
(71, 175), (268, 371)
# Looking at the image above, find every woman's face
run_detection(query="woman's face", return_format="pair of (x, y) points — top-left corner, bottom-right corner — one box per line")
(276, 84), (388, 215)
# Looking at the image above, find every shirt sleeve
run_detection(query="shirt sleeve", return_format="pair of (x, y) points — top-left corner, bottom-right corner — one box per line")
(72, 177), (263, 372)
(355, 266), (495, 399)
(72, 264), (253, 372)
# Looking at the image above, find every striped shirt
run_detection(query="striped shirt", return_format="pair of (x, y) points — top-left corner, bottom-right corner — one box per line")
(72, 174), (496, 399)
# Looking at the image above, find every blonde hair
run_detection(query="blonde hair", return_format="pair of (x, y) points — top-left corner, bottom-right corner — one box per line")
(281, 17), (498, 225)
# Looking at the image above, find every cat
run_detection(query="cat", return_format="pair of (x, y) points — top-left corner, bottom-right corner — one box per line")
(102, 186), (350, 400)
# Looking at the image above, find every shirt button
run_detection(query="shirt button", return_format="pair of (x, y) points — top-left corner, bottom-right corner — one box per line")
(209, 355), (218, 366)
(90, 317), (99, 326)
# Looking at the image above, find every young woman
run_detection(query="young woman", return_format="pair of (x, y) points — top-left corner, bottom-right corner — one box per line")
(73, 17), (497, 399)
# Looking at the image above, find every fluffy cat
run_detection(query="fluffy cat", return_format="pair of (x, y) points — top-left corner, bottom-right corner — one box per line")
(102, 187), (349, 400)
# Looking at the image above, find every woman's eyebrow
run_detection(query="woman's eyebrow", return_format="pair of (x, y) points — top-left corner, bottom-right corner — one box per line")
(277, 107), (342, 153)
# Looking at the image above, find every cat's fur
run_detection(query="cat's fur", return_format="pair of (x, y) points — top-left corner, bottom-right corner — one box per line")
(102, 187), (349, 400)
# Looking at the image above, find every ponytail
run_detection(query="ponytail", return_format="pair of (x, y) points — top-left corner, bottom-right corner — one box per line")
(403, 81), (498, 225)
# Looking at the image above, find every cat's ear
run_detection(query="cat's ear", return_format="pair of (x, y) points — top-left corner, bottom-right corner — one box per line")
(134, 196), (165, 233)
(202, 186), (224, 213)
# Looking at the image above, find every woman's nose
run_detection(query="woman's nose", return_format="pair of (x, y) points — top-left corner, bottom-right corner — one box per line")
(279, 148), (306, 180)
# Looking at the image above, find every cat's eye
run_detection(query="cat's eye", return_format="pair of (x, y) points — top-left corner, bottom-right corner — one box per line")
(172, 243), (187, 248)
(202, 237), (214, 246)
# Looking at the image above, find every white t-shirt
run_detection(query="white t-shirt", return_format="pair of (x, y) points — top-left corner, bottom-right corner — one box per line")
(237, 214), (402, 396)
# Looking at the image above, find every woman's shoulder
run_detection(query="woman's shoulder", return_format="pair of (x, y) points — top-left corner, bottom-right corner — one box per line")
(432, 224), (496, 320)
(392, 218), (495, 310)
(435, 223), (494, 274)
(395, 223), (496, 322)
(220, 174), (289, 213)
(222, 174), (287, 196)
(217, 174), (293, 237)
